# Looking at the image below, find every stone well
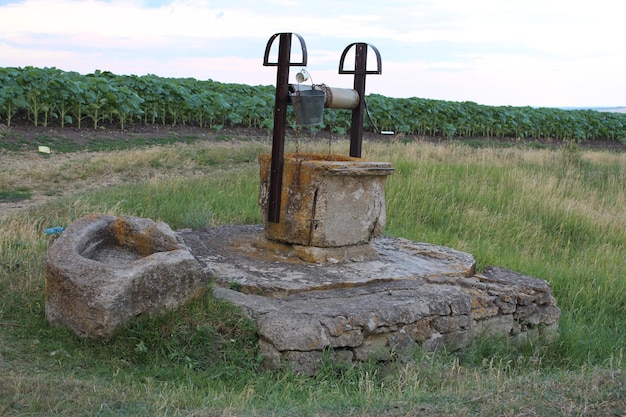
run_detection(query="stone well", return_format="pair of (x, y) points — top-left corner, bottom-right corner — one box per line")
(259, 153), (394, 248)
(45, 214), (207, 339)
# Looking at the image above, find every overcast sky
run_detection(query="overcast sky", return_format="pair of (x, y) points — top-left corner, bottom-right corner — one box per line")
(1, 0), (624, 108)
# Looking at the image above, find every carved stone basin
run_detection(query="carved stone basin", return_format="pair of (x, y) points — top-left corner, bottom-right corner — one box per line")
(259, 153), (394, 250)
(45, 214), (207, 339)
(78, 215), (178, 266)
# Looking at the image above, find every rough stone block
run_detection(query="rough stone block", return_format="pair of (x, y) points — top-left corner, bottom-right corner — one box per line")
(45, 214), (207, 339)
(259, 153), (393, 247)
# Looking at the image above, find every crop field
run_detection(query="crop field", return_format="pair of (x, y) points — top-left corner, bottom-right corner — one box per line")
(0, 124), (624, 416)
(2, 66), (626, 142)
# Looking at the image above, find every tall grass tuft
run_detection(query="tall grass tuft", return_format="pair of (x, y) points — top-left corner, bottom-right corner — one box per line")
(370, 141), (626, 366)
(79, 165), (262, 230)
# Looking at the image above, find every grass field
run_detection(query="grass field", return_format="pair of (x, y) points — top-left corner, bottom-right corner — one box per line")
(1, 134), (625, 416)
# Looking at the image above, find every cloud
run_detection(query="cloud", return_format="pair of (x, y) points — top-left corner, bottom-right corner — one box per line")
(0, 0), (625, 106)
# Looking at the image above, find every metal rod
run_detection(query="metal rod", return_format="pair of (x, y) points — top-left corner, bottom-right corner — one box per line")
(338, 42), (381, 158)
(350, 43), (368, 158)
(307, 187), (319, 246)
(267, 33), (292, 223)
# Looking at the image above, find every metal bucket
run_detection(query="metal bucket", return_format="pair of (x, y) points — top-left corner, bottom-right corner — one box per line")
(291, 89), (325, 125)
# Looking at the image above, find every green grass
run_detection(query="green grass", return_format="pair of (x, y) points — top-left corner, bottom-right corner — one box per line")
(0, 131), (213, 153)
(1, 139), (625, 416)
(79, 166), (261, 229)
(0, 188), (32, 202)
(378, 143), (626, 367)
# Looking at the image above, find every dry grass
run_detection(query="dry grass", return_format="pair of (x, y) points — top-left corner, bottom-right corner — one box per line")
(0, 140), (270, 213)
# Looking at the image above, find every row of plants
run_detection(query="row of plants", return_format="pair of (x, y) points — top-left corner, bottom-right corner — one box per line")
(0, 66), (275, 130)
(1, 66), (625, 142)
(366, 94), (626, 141)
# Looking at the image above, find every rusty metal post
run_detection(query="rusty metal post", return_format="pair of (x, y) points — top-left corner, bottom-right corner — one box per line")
(350, 43), (368, 158)
(263, 33), (307, 223)
(339, 43), (382, 158)
(267, 34), (291, 223)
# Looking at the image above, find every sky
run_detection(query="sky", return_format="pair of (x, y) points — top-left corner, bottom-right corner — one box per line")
(0, 0), (624, 108)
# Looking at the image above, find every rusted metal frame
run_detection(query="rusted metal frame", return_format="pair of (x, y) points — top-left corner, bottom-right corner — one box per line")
(263, 33), (307, 223)
(338, 43), (382, 76)
(350, 43), (367, 158)
(339, 43), (382, 158)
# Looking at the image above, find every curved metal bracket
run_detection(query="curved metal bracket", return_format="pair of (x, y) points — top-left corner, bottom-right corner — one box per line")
(263, 32), (308, 67)
(336, 42), (383, 157)
(338, 42), (382, 75)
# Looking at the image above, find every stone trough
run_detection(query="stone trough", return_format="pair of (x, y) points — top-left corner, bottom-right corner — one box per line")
(45, 214), (207, 339)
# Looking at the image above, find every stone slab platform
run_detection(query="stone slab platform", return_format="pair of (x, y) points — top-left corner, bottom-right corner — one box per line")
(179, 225), (560, 375)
